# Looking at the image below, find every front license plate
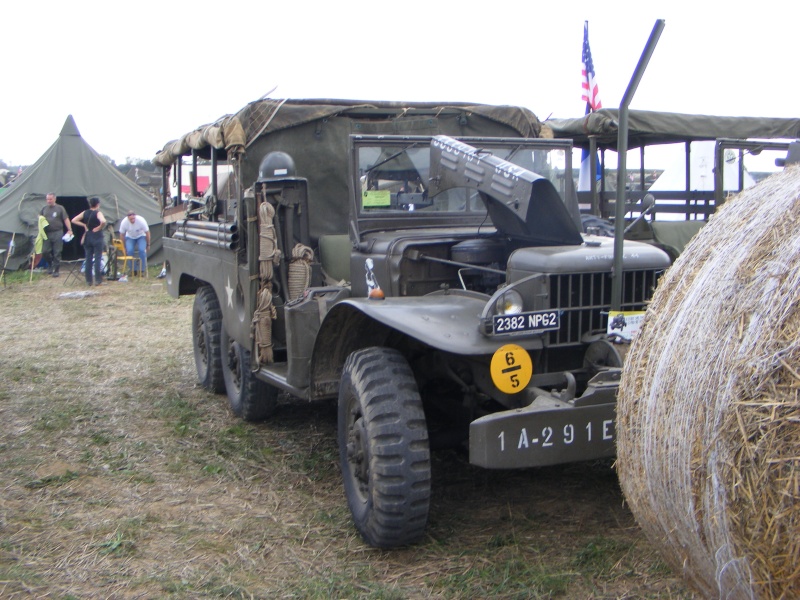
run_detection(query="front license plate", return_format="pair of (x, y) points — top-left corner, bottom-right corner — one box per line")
(469, 402), (616, 469)
(493, 310), (560, 335)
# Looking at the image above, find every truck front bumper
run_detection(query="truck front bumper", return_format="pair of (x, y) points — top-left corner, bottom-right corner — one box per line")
(469, 370), (619, 469)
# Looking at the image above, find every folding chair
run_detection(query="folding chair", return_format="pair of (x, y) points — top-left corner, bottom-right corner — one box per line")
(62, 260), (85, 286)
(112, 239), (142, 278)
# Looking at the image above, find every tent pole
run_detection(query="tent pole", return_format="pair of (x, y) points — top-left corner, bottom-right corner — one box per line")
(0, 232), (13, 285)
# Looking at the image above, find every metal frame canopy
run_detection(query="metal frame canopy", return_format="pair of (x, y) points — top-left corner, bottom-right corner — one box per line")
(546, 109), (800, 151)
(545, 108), (800, 221)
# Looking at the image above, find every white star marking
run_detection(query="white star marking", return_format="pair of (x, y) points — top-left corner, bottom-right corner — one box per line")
(225, 277), (234, 308)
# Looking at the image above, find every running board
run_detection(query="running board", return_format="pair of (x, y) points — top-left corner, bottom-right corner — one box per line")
(256, 363), (309, 399)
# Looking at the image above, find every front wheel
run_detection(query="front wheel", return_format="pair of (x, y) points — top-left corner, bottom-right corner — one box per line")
(192, 286), (224, 393)
(338, 347), (431, 548)
(221, 326), (277, 421)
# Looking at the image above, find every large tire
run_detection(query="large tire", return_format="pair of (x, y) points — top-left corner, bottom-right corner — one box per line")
(192, 286), (225, 393)
(221, 326), (277, 421)
(338, 347), (431, 548)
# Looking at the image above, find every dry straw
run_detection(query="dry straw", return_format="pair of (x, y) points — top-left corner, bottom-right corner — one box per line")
(617, 165), (800, 600)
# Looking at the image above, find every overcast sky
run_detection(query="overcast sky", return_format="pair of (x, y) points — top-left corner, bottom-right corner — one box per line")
(2, 1), (795, 166)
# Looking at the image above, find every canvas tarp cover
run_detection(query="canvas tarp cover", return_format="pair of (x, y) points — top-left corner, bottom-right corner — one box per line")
(546, 109), (800, 150)
(0, 116), (163, 269)
(154, 98), (544, 241)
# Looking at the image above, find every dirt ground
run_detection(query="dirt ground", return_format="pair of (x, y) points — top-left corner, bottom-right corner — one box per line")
(0, 274), (693, 599)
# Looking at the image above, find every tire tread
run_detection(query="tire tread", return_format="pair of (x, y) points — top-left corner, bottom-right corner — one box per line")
(338, 347), (431, 548)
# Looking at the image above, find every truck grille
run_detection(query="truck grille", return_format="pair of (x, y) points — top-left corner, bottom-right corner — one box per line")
(547, 270), (661, 346)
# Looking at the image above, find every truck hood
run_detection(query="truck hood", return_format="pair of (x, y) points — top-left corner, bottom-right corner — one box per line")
(429, 136), (584, 246)
(507, 235), (672, 275)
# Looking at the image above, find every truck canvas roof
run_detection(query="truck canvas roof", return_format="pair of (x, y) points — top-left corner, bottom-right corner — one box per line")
(154, 98), (549, 244)
(546, 109), (800, 150)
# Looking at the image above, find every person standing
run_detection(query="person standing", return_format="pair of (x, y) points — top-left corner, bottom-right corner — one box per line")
(39, 192), (73, 277)
(119, 211), (150, 276)
(71, 197), (107, 286)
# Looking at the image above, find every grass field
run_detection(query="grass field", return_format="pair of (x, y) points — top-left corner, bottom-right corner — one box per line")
(0, 271), (693, 599)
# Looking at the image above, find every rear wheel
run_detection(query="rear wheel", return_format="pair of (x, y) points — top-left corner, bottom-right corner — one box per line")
(221, 326), (277, 421)
(192, 286), (224, 393)
(338, 347), (431, 548)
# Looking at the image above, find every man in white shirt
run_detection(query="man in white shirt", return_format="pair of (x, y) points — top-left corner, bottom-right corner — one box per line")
(119, 211), (150, 276)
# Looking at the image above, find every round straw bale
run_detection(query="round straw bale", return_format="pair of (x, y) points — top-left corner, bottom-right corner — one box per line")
(617, 165), (800, 599)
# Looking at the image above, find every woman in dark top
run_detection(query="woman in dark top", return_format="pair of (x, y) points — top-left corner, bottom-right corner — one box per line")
(71, 197), (107, 286)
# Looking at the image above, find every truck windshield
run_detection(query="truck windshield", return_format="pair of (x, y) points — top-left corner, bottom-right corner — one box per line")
(358, 142), (569, 216)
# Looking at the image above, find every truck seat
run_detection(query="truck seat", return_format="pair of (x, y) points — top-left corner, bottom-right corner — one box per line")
(650, 220), (706, 261)
(318, 234), (352, 282)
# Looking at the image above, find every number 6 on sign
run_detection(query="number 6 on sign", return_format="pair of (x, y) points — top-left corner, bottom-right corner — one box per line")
(490, 344), (533, 394)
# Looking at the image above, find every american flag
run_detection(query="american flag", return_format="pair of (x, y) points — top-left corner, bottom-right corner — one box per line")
(578, 22), (602, 192)
(581, 22), (602, 111)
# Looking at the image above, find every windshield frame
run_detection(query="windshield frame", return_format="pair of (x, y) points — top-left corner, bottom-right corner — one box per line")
(349, 135), (576, 238)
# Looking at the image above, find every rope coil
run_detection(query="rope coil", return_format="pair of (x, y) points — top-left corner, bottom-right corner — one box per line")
(252, 286), (277, 365)
(288, 243), (314, 301)
(258, 202), (281, 280)
(252, 197), (280, 366)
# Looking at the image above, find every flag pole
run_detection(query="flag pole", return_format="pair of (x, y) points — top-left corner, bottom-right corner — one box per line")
(579, 21), (602, 211)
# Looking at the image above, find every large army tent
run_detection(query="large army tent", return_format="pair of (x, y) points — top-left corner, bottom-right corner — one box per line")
(0, 115), (163, 270)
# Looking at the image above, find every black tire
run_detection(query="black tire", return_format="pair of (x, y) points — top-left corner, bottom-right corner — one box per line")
(221, 326), (277, 421)
(192, 286), (225, 393)
(338, 347), (431, 548)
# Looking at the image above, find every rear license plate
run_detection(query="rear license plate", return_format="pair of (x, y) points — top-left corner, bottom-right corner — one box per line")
(493, 310), (560, 335)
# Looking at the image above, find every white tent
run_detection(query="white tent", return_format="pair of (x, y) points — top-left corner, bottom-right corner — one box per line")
(649, 140), (755, 192)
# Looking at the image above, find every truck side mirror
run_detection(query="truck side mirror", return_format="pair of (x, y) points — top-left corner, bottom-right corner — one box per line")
(623, 194), (656, 235)
(775, 141), (800, 168)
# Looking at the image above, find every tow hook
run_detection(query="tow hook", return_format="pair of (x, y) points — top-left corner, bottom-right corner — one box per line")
(555, 372), (577, 402)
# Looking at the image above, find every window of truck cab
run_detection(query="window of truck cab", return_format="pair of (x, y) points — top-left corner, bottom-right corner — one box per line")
(356, 140), (572, 218)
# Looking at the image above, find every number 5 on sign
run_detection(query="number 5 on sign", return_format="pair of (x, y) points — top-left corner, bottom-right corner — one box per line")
(490, 344), (533, 394)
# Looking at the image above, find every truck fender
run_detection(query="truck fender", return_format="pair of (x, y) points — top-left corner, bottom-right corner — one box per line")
(327, 294), (512, 354)
(309, 293), (544, 397)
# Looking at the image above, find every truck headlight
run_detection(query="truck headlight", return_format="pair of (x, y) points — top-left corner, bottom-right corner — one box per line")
(495, 289), (524, 315)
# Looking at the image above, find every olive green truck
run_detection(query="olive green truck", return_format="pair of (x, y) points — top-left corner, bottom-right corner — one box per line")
(155, 99), (669, 547)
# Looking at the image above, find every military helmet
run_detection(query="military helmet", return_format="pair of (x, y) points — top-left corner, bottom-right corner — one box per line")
(257, 151), (296, 181)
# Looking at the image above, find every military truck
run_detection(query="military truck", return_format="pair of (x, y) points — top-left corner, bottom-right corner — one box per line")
(155, 99), (670, 548)
(548, 109), (800, 261)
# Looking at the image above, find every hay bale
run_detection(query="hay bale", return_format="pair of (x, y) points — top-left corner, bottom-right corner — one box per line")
(617, 165), (800, 599)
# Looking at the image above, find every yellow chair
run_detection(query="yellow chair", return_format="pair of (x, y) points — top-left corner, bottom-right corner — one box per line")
(112, 238), (143, 278)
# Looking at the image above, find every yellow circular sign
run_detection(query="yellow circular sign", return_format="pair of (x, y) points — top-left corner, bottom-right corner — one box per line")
(490, 344), (533, 394)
